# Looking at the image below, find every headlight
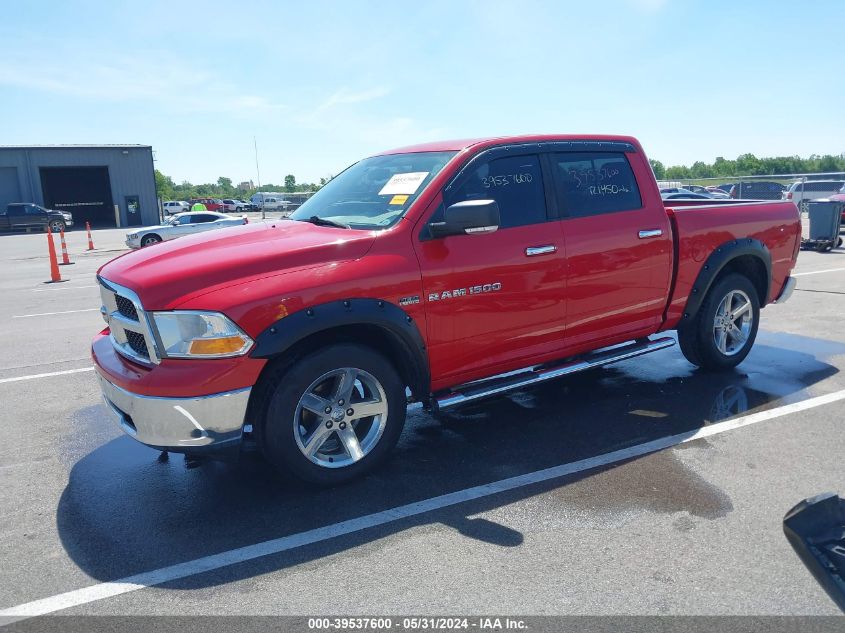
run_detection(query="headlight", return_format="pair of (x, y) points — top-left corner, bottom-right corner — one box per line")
(150, 311), (253, 358)
(128, 233), (138, 240)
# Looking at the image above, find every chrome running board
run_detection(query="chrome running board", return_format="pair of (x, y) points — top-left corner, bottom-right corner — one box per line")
(433, 336), (675, 412)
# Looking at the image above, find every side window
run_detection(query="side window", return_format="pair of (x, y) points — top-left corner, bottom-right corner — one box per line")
(448, 154), (547, 229)
(552, 152), (642, 217)
(26, 205), (45, 215)
(178, 215), (194, 225)
(194, 214), (217, 223)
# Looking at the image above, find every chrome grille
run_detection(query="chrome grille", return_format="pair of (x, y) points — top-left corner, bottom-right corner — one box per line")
(115, 295), (139, 321)
(98, 277), (160, 366)
(125, 331), (149, 357)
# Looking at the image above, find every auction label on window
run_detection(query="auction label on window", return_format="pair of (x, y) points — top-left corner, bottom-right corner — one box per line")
(379, 172), (429, 196)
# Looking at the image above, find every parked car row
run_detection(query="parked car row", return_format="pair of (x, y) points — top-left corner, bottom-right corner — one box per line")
(659, 186), (731, 200)
(163, 199), (256, 215)
(660, 179), (845, 207)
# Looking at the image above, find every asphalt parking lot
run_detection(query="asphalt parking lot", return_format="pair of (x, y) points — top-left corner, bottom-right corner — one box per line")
(1, 225), (844, 622)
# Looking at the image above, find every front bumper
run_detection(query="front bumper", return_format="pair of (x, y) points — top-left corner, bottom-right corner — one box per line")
(96, 370), (250, 453)
(774, 276), (797, 304)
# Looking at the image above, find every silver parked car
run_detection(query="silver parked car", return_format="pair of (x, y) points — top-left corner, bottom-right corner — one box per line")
(125, 211), (247, 248)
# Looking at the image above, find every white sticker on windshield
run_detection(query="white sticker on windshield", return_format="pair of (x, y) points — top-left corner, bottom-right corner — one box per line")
(378, 172), (429, 196)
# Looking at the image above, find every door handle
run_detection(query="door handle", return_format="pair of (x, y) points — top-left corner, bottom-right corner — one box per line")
(525, 245), (557, 256)
(638, 229), (663, 239)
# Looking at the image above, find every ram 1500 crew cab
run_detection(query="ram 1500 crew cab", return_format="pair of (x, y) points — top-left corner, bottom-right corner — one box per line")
(92, 135), (800, 484)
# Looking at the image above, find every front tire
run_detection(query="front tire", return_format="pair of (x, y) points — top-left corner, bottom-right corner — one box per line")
(259, 344), (407, 485)
(141, 234), (162, 247)
(678, 273), (760, 371)
(48, 219), (65, 233)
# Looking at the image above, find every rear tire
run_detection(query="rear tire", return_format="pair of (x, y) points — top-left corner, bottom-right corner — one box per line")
(678, 273), (760, 371)
(258, 344), (407, 485)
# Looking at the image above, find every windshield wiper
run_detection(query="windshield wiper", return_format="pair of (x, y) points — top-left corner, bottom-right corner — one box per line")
(299, 215), (350, 229)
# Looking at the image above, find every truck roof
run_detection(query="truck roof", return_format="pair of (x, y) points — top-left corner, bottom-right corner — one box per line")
(377, 134), (641, 155)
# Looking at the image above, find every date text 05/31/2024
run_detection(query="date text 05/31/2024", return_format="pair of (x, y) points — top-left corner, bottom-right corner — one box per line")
(307, 617), (527, 630)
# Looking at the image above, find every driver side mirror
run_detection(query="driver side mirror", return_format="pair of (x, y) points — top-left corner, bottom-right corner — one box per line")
(429, 199), (500, 238)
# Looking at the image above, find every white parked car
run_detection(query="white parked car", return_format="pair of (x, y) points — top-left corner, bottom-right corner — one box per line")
(250, 192), (293, 212)
(125, 211), (248, 248)
(162, 200), (190, 215)
(784, 180), (845, 211)
(222, 199), (247, 212)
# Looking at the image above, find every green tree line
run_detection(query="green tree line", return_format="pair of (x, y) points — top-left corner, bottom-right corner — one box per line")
(154, 172), (332, 202)
(155, 151), (845, 200)
(649, 153), (845, 181)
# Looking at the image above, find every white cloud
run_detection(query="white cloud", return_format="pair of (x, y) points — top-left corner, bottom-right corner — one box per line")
(0, 42), (282, 116)
(317, 87), (391, 112)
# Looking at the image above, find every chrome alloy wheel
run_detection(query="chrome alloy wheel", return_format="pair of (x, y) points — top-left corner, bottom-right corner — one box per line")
(293, 367), (388, 468)
(712, 289), (753, 356)
(49, 220), (64, 233)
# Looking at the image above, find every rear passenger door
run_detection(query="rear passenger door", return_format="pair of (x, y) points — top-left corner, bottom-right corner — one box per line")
(551, 150), (673, 348)
(415, 150), (568, 382)
(5, 205), (27, 228)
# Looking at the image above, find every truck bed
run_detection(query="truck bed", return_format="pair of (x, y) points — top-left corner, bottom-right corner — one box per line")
(661, 199), (801, 329)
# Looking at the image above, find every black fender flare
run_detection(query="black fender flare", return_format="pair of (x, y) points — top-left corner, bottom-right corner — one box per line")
(680, 238), (772, 325)
(250, 298), (430, 400)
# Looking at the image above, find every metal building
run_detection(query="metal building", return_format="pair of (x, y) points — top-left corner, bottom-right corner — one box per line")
(0, 145), (158, 227)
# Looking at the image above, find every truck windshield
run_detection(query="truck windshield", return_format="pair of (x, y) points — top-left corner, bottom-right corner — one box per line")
(290, 151), (456, 230)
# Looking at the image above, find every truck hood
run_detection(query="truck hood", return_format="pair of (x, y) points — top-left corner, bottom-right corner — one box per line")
(99, 220), (377, 309)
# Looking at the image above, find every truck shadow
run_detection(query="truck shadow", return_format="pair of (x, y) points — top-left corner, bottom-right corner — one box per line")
(55, 332), (843, 589)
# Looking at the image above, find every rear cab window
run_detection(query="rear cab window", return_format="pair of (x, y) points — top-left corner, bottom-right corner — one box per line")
(551, 152), (642, 216)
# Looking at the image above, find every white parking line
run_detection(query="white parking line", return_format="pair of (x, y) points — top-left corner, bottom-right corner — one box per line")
(1, 387), (844, 622)
(0, 367), (94, 384)
(12, 308), (100, 318)
(32, 285), (98, 292)
(793, 267), (845, 277)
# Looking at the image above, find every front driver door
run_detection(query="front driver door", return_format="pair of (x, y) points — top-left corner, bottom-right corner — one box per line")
(24, 205), (48, 230)
(414, 151), (567, 385)
(169, 215), (198, 237)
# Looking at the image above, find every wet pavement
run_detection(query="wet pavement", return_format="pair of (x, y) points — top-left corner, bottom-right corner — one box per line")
(1, 229), (844, 617)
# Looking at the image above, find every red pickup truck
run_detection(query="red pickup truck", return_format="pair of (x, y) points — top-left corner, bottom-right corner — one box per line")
(92, 135), (800, 484)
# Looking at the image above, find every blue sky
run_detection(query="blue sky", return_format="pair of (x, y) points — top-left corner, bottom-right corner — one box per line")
(1, 0), (842, 184)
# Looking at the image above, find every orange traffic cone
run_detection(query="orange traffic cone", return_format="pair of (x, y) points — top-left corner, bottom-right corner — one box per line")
(46, 227), (62, 283)
(59, 227), (73, 265)
(86, 221), (95, 250)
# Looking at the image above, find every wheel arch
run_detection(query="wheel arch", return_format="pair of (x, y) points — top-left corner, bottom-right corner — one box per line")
(249, 298), (430, 407)
(680, 238), (771, 326)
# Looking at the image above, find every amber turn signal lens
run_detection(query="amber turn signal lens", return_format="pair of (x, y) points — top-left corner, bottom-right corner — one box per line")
(187, 336), (246, 356)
